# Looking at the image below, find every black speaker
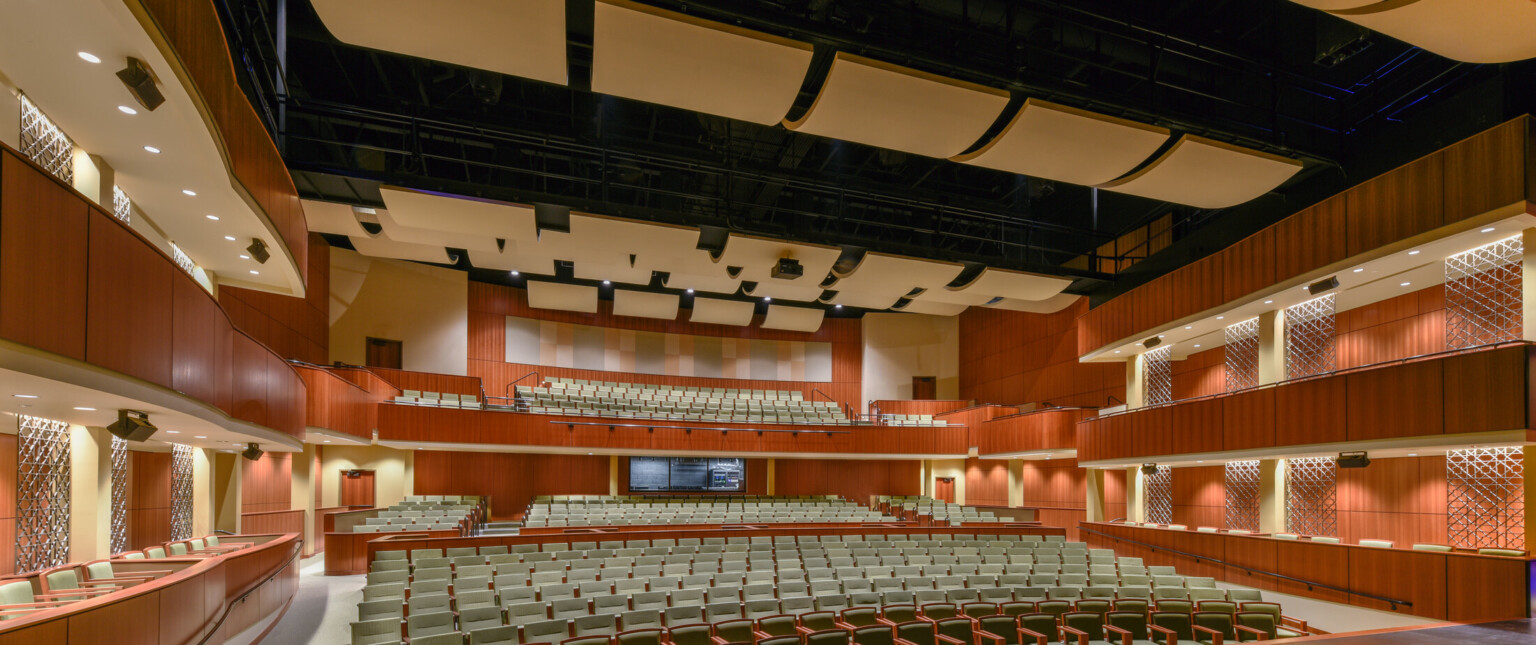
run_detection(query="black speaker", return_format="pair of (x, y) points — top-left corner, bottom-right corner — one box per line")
(108, 410), (157, 442)
(1141, 463), (1159, 475)
(115, 57), (165, 111)
(246, 238), (270, 264)
(242, 443), (264, 461)
(1142, 337), (1161, 349)
(1309, 276), (1341, 295)
(1336, 451), (1371, 469)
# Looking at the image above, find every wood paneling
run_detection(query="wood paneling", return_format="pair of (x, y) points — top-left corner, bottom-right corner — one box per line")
(127, 451), (173, 551)
(219, 234), (330, 364)
(1170, 346), (1224, 401)
(1442, 118), (1528, 224)
(1337, 456), (1448, 548)
(298, 365), (397, 438)
(241, 453), (291, 514)
(773, 459), (922, 503)
(0, 151), (89, 360)
(1441, 346), (1526, 435)
(1018, 458), (1085, 513)
(1170, 466), (1225, 530)
(1222, 227), (1276, 305)
(240, 510), (305, 536)
(1336, 285), (1445, 369)
(86, 214), (174, 385)
(960, 298), (1125, 408)
(973, 408), (1091, 456)
(1221, 387), (1274, 451)
(873, 400), (972, 416)
(0, 434), (15, 576)
(1345, 360), (1443, 441)
(414, 451), (610, 520)
(964, 459), (1010, 507)
(1274, 195), (1348, 283)
(1346, 154), (1445, 263)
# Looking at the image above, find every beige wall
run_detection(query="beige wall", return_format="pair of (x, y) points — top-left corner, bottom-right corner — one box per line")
(330, 248), (468, 374)
(69, 426), (111, 561)
(861, 313), (959, 404)
(319, 444), (414, 508)
(927, 458), (967, 505)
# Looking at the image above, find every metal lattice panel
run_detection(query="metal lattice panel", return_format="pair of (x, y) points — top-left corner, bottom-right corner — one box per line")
(19, 95), (73, 183)
(1445, 236), (1523, 350)
(170, 444), (195, 541)
(112, 186), (132, 224)
(110, 436), (130, 554)
(1224, 318), (1260, 392)
(170, 243), (197, 277)
(1447, 447), (1525, 550)
(1144, 466), (1173, 525)
(1143, 345), (1173, 406)
(1225, 460), (1261, 532)
(1285, 295), (1336, 379)
(1285, 457), (1337, 537)
(16, 415), (71, 573)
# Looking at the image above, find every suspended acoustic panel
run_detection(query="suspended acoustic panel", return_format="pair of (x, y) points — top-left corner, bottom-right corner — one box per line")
(374, 207), (501, 252)
(662, 273), (742, 296)
(1322, 0), (1536, 64)
(742, 281), (827, 302)
(1098, 135), (1303, 208)
(1290, 0), (1376, 8)
(301, 199), (371, 237)
(380, 186), (537, 243)
(893, 298), (970, 316)
(612, 289), (680, 320)
(827, 253), (965, 310)
(466, 241), (557, 275)
(349, 235), (453, 264)
(526, 280), (599, 313)
(983, 293), (1081, 314)
(715, 234), (841, 296)
(953, 99), (1170, 186)
(924, 266), (1075, 306)
(592, 0), (813, 125)
(762, 304), (825, 332)
(690, 297), (756, 326)
(310, 0), (567, 85)
(573, 262), (654, 286)
(784, 53), (1010, 159)
(566, 215), (710, 282)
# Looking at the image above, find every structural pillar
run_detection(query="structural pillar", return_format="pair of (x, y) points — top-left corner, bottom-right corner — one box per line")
(1125, 466), (1145, 523)
(1008, 459), (1024, 508)
(1257, 310), (1286, 385)
(1259, 459), (1287, 533)
(1085, 468), (1107, 522)
(192, 448), (214, 538)
(68, 426), (112, 562)
(1125, 356), (1144, 409)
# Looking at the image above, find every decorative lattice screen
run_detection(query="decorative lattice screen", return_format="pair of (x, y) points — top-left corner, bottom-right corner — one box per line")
(171, 444), (195, 541)
(1285, 457), (1337, 537)
(1445, 235), (1523, 349)
(1143, 345), (1172, 406)
(1224, 318), (1260, 392)
(1447, 447), (1525, 550)
(1225, 460), (1261, 532)
(110, 436), (130, 554)
(1144, 466), (1173, 525)
(112, 185), (132, 224)
(1285, 295), (1336, 379)
(19, 95), (74, 183)
(17, 415), (71, 573)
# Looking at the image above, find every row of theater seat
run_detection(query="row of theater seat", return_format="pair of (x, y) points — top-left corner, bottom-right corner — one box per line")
(0, 535), (247, 622)
(1125, 521), (1531, 556)
(353, 496), (484, 533)
(523, 497), (901, 527)
(394, 390), (483, 409)
(515, 380), (849, 425)
(877, 496), (1002, 525)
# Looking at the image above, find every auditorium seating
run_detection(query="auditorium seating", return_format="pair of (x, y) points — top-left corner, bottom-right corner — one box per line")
(879, 497), (1003, 525)
(521, 496), (905, 528)
(351, 534), (1290, 644)
(394, 391), (484, 410)
(354, 496), (485, 534)
(513, 379), (852, 425)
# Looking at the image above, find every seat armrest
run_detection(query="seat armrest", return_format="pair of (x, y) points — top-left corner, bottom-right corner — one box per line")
(1148, 625), (1180, 645)
(75, 580), (123, 587)
(1280, 616), (1308, 634)
(975, 630), (1005, 645)
(34, 588), (114, 598)
(1191, 625), (1224, 645)
(875, 618), (897, 628)
(935, 635), (966, 645)
(1234, 626), (1269, 641)
(795, 627), (816, 636)
(1104, 625), (1134, 645)
(1017, 628), (1050, 645)
(834, 622), (856, 631)
(894, 639), (920, 645)
(1059, 626), (1090, 645)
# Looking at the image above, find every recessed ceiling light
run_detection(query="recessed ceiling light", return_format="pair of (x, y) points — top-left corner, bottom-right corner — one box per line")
(1408, 250), (1420, 256)
(166, 430), (179, 434)
(1193, 344), (1201, 348)
(510, 270), (519, 276)
(206, 215), (219, 221)
(1400, 282), (1411, 287)
(182, 189), (197, 196)
(323, 440), (331, 443)
(117, 105), (137, 115)
(1481, 227), (1496, 233)
(1216, 316), (1224, 320)
(685, 289), (694, 294)
(224, 235), (236, 241)
(143, 146), (161, 154)
(1184, 326), (1192, 330)
(239, 254), (250, 259)
(1353, 268), (1364, 273)
(601, 280), (611, 285)
(12, 394), (37, 399)
(1113, 350), (1121, 354)
(1408, 453), (1417, 456)
(1157, 335), (1164, 338)
(195, 435), (206, 439)
(249, 270), (260, 275)
(78, 52), (101, 63)
(73, 407), (95, 411)
(834, 304), (842, 309)
(1197, 461), (1204, 463)
(763, 297), (772, 302)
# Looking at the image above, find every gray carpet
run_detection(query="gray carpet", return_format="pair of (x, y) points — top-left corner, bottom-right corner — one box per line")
(264, 554), (363, 645)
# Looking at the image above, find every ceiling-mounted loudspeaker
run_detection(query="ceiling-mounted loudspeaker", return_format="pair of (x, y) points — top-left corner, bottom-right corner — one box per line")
(1140, 463), (1159, 475)
(1308, 276), (1340, 295)
(1142, 337), (1161, 349)
(116, 57), (165, 111)
(1336, 451), (1371, 469)
(107, 410), (157, 442)
(771, 257), (803, 280)
(241, 443), (264, 461)
(247, 238), (270, 264)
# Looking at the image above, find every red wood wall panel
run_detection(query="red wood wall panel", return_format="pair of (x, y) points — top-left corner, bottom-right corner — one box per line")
(963, 459), (1010, 507)
(773, 459), (921, 503)
(1018, 458), (1085, 511)
(1442, 118), (1528, 224)
(86, 214), (175, 386)
(0, 151), (89, 360)
(127, 451), (173, 551)
(959, 298), (1125, 408)
(1336, 456), (1449, 547)
(218, 234), (330, 365)
(413, 451), (611, 520)
(1170, 346), (1225, 401)
(0, 434), (15, 576)
(298, 366), (397, 438)
(873, 400), (973, 416)
(241, 453), (292, 514)
(1170, 465), (1226, 530)
(1274, 195), (1348, 284)
(1336, 285), (1445, 369)
(1346, 154), (1445, 257)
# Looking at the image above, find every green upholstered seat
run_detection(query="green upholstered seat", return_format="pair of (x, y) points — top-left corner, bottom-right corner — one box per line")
(1016, 613), (1058, 645)
(1061, 612), (1106, 643)
(350, 618), (404, 645)
(1106, 611), (1157, 645)
(469, 625), (517, 645)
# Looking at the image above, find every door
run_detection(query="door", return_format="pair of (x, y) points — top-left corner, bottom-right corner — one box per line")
(340, 469), (376, 507)
(912, 376), (937, 400)
(366, 337), (402, 369)
(934, 477), (955, 504)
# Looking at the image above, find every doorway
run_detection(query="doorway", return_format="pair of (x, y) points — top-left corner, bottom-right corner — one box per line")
(934, 477), (955, 504)
(912, 376), (937, 400)
(366, 337), (402, 369)
(340, 469), (376, 507)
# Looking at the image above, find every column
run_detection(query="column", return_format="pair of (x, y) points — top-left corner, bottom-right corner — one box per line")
(1125, 466), (1145, 523)
(1524, 446), (1535, 550)
(68, 426), (112, 561)
(212, 452), (242, 534)
(192, 448), (214, 538)
(608, 455), (619, 496)
(1085, 468), (1106, 522)
(1008, 459), (1024, 508)
(1259, 459), (1287, 533)
(765, 458), (776, 495)
(1257, 310), (1285, 384)
(1124, 356), (1144, 409)
(1521, 229), (1536, 341)
(292, 445), (317, 549)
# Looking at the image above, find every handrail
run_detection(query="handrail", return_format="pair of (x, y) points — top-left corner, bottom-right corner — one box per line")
(195, 536), (303, 645)
(552, 421), (851, 435)
(1078, 525), (1414, 609)
(506, 370), (543, 401)
(811, 388), (835, 403)
(1086, 340), (1531, 421)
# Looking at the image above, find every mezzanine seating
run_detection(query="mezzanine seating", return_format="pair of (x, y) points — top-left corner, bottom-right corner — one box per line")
(515, 378), (851, 425)
(394, 390), (483, 410)
(878, 497), (1002, 526)
(354, 496), (484, 534)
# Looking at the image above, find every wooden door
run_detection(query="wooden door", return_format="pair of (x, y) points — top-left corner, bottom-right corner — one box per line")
(912, 376), (937, 400)
(934, 477), (955, 504)
(340, 470), (376, 507)
(365, 337), (402, 369)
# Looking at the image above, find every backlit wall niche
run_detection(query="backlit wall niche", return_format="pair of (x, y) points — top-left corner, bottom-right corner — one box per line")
(1223, 318), (1260, 392)
(16, 414), (71, 573)
(1284, 295), (1336, 379)
(1285, 457), (1338, 537)
(1444, 235), (1522, 349)
(1142, 345), (1172, 406)
(1446, 447), (1524, 550)
(1144, 465), (1172, 525)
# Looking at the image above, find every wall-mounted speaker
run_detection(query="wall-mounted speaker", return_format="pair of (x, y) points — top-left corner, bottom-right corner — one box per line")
(116, 57), (164, 111)
(1336, 451), (1371, 468)
(241, 443), (264, 461)
(1141, 463), (1159, 475)
(1308, 276), (1341, 295)
(1142, 337), (1161, 349)
(107, 410), (157, 442)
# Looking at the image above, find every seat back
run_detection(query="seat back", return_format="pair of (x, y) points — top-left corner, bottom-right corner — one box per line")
(933, 617), (973, 644)
(881, 604), (918, 623)
(1150, 612), (1194, 640)
(1062, 612), (1104, 641)
(977, 615), (1019, 645)
(1105, 611), (1148, 639)
(1193, 611), (1237, 639)
(1016, 613), (1057, 642)
(918, 602), (956, 620)
(1237, 611), (1277, 638)
(757, 614), (800, 637)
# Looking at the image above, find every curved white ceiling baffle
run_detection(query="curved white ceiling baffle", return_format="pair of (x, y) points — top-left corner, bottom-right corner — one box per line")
(784, 52), (1010, 159)
(1097, 135), (1304, 209)
(952, 99), (1171, 186)
(762, 304), (825, 332)
(1289, 0), (1377, 8)
(301, 200), (372, 237)
(690, 297), (756, 326)
(348, 234), (454, 265)
(714, 233), (842, 300)
(565, 214), (710, 286)
(892, 299), (971, 316)
(526, 280), (599, 313)
(466, 239), (558, 275)
(612, 289), (681, 320)
(920, 266), (1075, 306)
(373, 207), (502, 252)
(985, 293), (1082, 314)
(592, 0), (813, 125)
(1321, 0), (1536, 64)
(826, 252), (965, 310)
(661, 273), (743, 296)
(379, 186), (538, 244)
(310, 0), (568, 85)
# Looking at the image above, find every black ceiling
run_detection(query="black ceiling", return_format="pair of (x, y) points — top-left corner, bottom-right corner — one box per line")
(218, 0), (1535, 298)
